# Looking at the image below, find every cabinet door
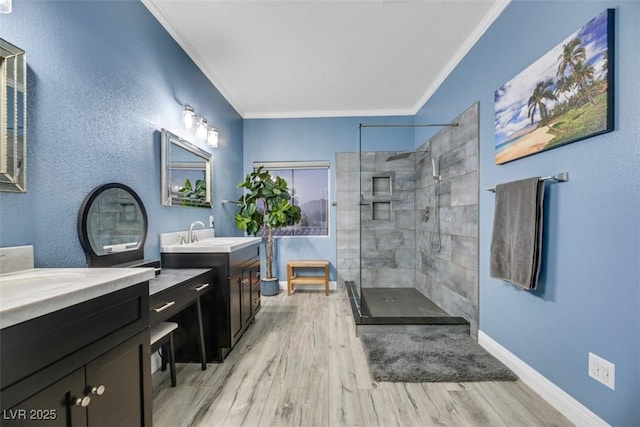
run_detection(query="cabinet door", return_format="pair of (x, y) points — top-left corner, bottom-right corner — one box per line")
(229, 269), (243, 340)
(2, 368), (87, 426)
(85, 332), (151, 427)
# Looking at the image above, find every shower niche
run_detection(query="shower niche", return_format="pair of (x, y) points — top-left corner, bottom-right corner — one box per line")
(370, 173), (393, 221)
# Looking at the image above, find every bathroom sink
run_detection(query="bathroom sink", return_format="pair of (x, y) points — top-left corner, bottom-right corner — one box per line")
(189, 239), (238, 246)
(160, 237), (262, 253)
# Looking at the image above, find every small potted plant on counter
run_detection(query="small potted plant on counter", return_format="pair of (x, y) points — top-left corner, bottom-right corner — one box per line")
(235, 166), (301, 296)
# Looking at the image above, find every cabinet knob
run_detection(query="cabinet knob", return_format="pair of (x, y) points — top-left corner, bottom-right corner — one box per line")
(91, 385), (106, 396)
(194, 283), (209, 292)
(74, 396), (91, 407)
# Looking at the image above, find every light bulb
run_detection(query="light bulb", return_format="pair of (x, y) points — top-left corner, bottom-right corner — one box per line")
(207, 127), (219, 148)
(196, 117), (208, 140)
(182, 104), (195, 129)
(0, 0), (12, 13)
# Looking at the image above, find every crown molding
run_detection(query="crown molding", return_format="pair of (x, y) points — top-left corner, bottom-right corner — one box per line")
(244, 108), (415, 120)
(141, 0), (246, 117)
(143, 0), (510, 120)
(411, 0), (511, 115)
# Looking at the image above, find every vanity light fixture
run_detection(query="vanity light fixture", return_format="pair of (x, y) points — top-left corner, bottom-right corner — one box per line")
(196, 116), (208, 140)
(0, 0), (11, 13)
(207, 127), (219, 148)
(181, 104), (219, 147)
(182, 104), (195, 129)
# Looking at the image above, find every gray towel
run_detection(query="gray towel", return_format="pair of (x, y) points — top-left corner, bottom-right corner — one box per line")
(490, 177), (545, 290)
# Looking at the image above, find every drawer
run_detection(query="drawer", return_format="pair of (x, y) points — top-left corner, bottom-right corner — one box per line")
(150, 276), (211, 325)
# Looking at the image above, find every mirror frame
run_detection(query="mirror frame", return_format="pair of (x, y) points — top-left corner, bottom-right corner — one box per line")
(0, 38), (27, 193)
(77, 182), (148, 267)
(160, 128), (212, 208)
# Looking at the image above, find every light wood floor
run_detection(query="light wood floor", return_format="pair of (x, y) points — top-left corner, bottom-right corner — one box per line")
(152, 289), (573, 427)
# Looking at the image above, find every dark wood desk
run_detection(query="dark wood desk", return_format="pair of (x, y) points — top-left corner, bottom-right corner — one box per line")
(149, 269), (212, 370)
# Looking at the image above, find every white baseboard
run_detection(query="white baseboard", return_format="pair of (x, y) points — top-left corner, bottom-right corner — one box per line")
(478, 331), (609, 427)
(278, 280), (337, 291)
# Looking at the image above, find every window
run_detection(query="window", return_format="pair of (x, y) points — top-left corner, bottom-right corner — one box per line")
(253, 161), (330, 237)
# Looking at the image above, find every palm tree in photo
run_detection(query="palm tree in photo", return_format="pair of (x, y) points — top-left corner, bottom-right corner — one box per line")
(572, 60), (596, 104)
(528, 79), (557, 126)
(554, 75), (575, 103)
(557, 37), (595, 104)
(557, 38), (586, 76)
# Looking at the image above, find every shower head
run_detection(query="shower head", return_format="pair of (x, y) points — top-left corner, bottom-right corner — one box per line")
(385, 152), (413, 162)
(384, 148), (429, 162)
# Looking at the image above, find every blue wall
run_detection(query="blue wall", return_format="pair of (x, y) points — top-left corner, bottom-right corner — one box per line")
(243, 116), (414, 280)
(414, 1), (639, 425)
(0, 0), (244, 266)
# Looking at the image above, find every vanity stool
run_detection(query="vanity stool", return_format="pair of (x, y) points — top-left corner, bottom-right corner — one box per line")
(150, 321), (179, 387)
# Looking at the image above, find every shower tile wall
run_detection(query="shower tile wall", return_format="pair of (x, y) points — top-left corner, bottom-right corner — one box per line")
(416, 102), (479, 336)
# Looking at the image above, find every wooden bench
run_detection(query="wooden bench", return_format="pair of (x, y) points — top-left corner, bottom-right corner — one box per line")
(287, 260), (330, 296)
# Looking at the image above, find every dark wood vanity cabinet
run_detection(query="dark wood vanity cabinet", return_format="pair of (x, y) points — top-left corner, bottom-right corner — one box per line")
(231, 257), (261, 341)
(0, 283), (152, 426)
(161, 243), (261, 362)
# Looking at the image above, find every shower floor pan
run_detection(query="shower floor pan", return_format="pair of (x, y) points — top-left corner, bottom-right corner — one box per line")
(347, 284), (469, 334)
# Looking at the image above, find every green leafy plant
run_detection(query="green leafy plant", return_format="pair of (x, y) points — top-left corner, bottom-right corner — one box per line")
(178, 178), (207, 207)
(235, 166), (301, 280)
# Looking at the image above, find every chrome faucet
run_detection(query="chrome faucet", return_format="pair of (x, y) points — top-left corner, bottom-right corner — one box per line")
(188, 220), (205, 243)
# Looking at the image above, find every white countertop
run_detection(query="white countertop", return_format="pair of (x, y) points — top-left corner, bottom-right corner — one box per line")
(0, 268), (155, 329)
(160, 236), (262, 254)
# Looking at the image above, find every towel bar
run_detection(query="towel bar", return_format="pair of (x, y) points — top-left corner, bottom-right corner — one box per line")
(486, 172), (569, 193)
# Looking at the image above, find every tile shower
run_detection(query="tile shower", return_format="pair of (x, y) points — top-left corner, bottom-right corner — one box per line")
(336, 103), (479, 336)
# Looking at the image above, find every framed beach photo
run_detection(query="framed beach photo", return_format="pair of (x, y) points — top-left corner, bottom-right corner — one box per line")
(494, 9), (614, 165)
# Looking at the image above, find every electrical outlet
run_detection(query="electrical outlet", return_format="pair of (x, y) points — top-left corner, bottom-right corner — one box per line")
(209, 215), (215, 228)
(589, 352), (615, 390)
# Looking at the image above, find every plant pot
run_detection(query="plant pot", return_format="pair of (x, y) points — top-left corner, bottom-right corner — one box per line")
(261, 278), (279, 296)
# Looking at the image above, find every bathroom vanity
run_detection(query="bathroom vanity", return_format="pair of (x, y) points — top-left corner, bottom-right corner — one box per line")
(0, 268), (155, 426)
(161, 237), (261, 362)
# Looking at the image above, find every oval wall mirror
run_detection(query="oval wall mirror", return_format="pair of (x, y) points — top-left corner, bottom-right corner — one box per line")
(77, 183), (148, 267)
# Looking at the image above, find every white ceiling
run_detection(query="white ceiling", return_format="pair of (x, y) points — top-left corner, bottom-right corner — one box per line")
(142, 0), (509, 119)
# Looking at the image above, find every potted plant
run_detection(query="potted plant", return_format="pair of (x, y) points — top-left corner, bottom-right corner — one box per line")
(235, 166), (301, 296)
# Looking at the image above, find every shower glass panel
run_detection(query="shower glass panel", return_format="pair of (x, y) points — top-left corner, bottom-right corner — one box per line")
(357, 125), (416, 317)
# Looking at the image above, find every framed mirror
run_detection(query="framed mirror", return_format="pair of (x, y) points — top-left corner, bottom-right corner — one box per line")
(0, 38), (27, 193)
(77, 183), (148, 267)
(161, 128), (212, 208)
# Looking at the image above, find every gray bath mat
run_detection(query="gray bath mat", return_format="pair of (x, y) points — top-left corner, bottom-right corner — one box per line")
(360, 333), (518, 383)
